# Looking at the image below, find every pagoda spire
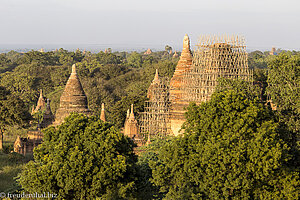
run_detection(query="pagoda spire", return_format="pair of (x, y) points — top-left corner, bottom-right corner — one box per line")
(129, 104), (135, 120)
(72, 64), (76, 74)
(100, 103), (106, 122)
(39, 89), (43, 98)
(169, 34), (193, 136)
(154, 69), (159, 82)
(126, 109), (130, 119)
(32, 89), (46, 114)
(151, 69), (161, 85)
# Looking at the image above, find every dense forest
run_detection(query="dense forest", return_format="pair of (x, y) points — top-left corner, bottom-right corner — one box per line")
(0, 48), (299, 199)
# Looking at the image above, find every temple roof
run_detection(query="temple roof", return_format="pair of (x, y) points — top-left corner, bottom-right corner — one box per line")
(147, 69), (162, 99)
(32, 89), (46, 114)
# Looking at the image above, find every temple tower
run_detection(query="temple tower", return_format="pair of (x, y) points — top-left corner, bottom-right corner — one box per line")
(100, 103), (106, 122)
(54, 64), (91, 125)
(124, 104), (139, 138)
(32, 89), (46, 114)
(169, 34), (193, 136)
(140, 69), (171, 137)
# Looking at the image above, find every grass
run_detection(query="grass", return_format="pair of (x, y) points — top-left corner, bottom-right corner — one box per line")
(0, 144), (33, 193)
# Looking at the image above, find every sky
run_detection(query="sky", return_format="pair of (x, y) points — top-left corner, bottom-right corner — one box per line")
(0, 0), (299, 51)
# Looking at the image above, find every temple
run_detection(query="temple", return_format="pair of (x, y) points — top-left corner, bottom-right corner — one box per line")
(140, 69), (171, 138)
(140, 34), (252, 137)
(124, 104), (144, 146)
(14, 131), (43, 155)
(14, 92), (52, 155)
(53, 64), (91, 125)
(31, 89), (46, 114)
(14, 64), (92, 154)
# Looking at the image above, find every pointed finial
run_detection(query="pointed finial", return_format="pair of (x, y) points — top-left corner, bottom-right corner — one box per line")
(147, 133), (151, 145)
(100, 103), (106, 122)
(129, 104), (135, 119)
(126, 109), (130, 118)
(153, 69), (159, 83)
(183, 34), (190, 49)
(72, 64), (76, 74)
(39, 89), (43, 98)
(47, 99), (50, 106)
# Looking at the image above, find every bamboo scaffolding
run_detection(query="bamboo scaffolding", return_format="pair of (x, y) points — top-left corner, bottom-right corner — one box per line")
(181, 35), (252, 103)
(139, 77), (171, 138)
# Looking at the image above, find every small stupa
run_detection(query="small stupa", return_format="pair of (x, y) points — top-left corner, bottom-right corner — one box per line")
(124, 104), (139, 138)
(144, 48), (152, 55)
(32, 89), (46, 114)
(100, 103), (106, 122)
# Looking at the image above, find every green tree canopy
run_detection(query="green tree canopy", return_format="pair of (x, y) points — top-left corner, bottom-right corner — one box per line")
(0, 86), (31, 149)
(18, 113), (138, 199)
(127, 52), (143, 68)
(266, 53), (300, 149)
(150, 90), (299, 199)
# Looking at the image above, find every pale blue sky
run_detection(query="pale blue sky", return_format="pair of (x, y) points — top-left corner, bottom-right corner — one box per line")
(0, 0), (299, 51)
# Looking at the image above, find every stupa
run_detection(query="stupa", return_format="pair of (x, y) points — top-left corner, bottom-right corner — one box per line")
(32, 89), (46, 114)
(53, 64), (91, 125)
(124, 104), (143, 146)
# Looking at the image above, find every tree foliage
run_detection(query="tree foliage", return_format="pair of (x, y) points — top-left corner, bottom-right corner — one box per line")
(0, 86), (31, 149)
(150, 90), (299, 199)
(266, 53), (300, 149)
(18, 113), (138, 199)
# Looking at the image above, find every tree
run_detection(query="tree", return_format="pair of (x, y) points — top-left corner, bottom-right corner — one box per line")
(150, 90), (299, 199)
(127, 52), (143, 68)
(135, 136), (174, 200)
(18, 113), (138, 199)
(266, 53), (300, 150)
(0, 86), (31, 149)
(216, 78), (261, 101)
(164, 45), (172, 54)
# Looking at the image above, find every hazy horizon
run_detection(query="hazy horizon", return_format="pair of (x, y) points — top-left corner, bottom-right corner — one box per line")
(0, 0), (299, 52)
